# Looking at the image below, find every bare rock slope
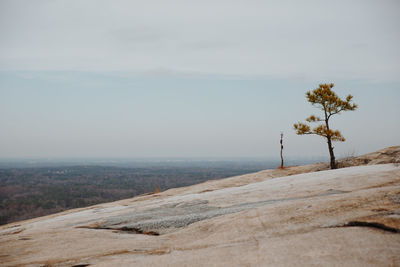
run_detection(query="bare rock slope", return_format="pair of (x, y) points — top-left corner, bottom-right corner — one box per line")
(1, 146), (400, 266)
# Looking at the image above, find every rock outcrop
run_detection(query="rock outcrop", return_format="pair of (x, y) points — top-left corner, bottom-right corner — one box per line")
(1, 147), (399, 266)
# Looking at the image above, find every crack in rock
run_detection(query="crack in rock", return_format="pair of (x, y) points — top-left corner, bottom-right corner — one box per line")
(342, 221), (400, 233)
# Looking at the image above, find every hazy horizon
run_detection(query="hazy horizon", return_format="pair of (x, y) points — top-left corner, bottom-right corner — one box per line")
(0, 154), (327, 170)
(1, 1), (399, 159)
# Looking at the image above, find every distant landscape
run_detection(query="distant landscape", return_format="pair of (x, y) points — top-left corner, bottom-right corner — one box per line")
(0, 158), (322, 225)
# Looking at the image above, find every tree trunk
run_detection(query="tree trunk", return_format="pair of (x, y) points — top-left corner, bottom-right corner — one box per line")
(324, 113), (337, 170)
(327, 137), (337, 169)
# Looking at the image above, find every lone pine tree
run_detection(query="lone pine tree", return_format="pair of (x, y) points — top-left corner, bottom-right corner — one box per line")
(294, 83), (358, 169)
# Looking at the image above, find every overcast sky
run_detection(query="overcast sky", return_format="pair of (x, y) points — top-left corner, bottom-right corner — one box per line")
(0, 0), (399, 159)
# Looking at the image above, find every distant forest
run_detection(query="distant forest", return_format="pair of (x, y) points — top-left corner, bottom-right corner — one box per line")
(0, 161), (276, 225)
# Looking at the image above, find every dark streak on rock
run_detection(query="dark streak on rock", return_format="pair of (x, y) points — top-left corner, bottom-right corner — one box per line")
(79, 225), (159, 236)
(341, 221), (400, 233)
(116, 226), (160, 236)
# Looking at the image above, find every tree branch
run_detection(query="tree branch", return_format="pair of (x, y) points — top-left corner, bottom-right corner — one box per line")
(328, 107), (344, 119)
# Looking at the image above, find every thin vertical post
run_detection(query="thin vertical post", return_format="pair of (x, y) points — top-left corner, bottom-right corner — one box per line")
(280, 132), (284, 168)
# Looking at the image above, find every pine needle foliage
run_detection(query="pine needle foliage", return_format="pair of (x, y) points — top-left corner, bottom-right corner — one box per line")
(294, 83), (357, 169)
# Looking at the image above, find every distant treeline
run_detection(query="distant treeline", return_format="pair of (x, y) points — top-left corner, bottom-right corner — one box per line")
(0, 162), (276, 225)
